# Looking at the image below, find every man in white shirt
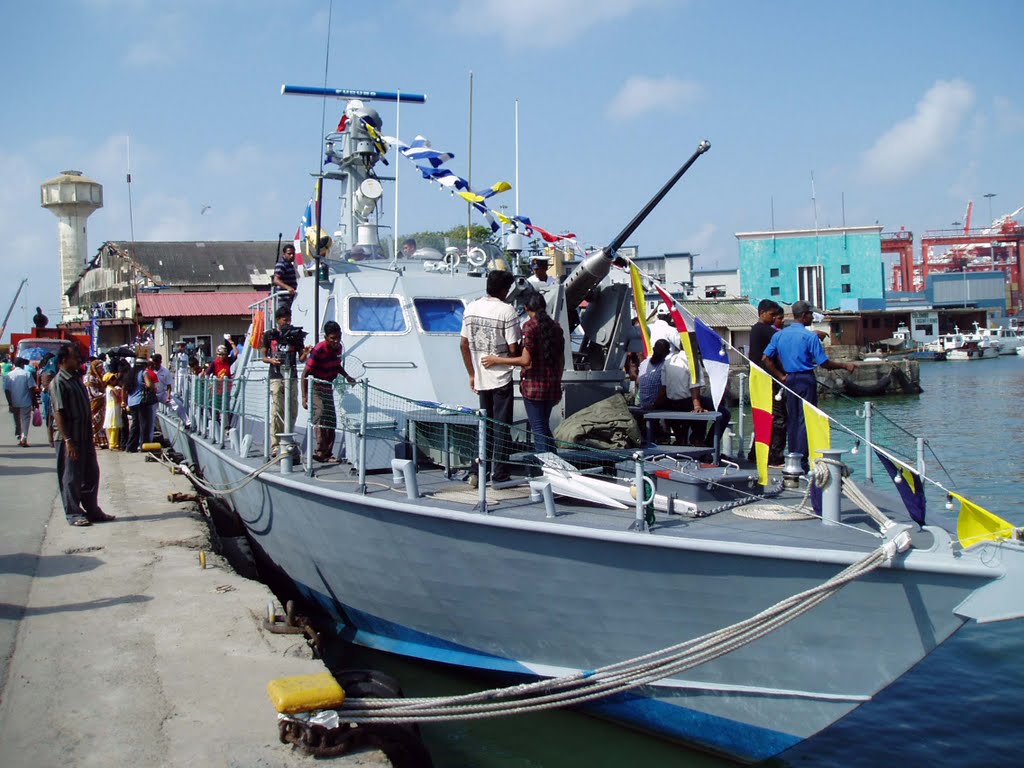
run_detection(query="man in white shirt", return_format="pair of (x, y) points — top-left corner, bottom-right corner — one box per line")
(655, 347), (731, 447)
(526, 257), (555, 287)
(460, 270), (522, 484)
(649, 303), (681, 353)
(4, 357), (37, 447)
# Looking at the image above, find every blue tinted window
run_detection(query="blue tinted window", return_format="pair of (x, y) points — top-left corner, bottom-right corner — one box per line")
(414, 298), (465, 333)
(349, 296), (406, 333)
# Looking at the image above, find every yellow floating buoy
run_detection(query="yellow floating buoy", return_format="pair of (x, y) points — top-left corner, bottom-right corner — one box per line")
(267, 672), (346, 714)
(199, 551), (207, 569)
(141, 442), (162, 452)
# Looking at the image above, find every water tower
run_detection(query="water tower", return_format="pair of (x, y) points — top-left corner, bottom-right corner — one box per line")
(40, 170), (103, 321)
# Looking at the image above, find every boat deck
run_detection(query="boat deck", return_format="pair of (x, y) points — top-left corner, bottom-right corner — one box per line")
(211, 438), (928, 557)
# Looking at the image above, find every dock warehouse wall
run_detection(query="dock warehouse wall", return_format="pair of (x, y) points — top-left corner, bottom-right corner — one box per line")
(736, 225), (885, 310)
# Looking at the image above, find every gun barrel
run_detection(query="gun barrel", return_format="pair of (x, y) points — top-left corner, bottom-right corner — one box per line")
(608, 139), (710, 253)
(281, 85), (427, 104)
(562, 140), (711, 310)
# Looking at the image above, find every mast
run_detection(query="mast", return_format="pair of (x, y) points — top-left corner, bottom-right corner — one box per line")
(0, 278), (29, 343)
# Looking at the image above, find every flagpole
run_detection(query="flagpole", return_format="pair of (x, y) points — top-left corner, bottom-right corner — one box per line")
(466, 71), (474, 257)
(514, 98), (520, 217)
(393, 90), (401, 267)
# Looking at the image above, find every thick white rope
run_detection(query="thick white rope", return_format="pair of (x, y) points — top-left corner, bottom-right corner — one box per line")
(302, 538), (908, 724)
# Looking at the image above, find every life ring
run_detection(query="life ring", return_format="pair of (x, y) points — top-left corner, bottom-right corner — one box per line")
(442, 249), (462, 268)
(467, 247), (487, 267)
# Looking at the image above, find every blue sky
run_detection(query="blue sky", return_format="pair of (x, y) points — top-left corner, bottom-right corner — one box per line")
(2, 0), (1022, 341)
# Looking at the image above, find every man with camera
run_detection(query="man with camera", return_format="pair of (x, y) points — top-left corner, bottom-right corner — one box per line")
(263, 307), (309, 456)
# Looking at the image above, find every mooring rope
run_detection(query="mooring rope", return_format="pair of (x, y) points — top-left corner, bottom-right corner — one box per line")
(298, 534), (909, 725)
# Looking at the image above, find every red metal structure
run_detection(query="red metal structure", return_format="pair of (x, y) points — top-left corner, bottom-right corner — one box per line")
(886, 206), (1024, 312)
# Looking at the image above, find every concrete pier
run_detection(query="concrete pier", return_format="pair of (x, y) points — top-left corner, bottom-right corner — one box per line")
(0, 429), (389, 767)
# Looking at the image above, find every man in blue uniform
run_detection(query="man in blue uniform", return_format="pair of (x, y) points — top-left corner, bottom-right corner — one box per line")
(761, 301), (855, 470)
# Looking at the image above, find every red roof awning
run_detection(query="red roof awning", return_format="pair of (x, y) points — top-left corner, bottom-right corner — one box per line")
(137, 291), (268, 318)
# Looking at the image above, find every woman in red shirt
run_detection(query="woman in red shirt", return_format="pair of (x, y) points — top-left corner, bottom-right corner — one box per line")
(483, 292), (566, 453)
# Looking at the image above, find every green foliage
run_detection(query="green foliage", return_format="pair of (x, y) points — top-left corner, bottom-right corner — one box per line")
(401, 224), (493, 252)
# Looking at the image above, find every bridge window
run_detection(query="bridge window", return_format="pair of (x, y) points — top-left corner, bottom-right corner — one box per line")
(347, 296), (408, 334)
(413, 298), (465, 334)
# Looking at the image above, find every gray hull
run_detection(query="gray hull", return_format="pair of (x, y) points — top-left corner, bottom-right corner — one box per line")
(166, 423), (1019, 762)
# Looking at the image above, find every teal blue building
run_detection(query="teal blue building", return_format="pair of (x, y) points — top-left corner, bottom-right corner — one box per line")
(736, 225), (885, 310)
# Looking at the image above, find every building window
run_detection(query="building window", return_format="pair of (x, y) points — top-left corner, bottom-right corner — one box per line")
(842, 284), (851, 293)
(797, 265), (824, 307)
(704, 285), (726, 298)
(841, 264), (850, 274)
(769, 267), (779, 278)
(862, 317), (869, 328)
(770, 287), (780, 297)
(871, 317), (881, 328)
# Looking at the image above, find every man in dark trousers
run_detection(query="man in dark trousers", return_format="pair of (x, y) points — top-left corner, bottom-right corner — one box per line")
(50, 344), (115, 527)
(747, 299), (787, 466)
(301, 320), (356, 463)
(460, 270), (521, 486)
(761, 300), (855, 470)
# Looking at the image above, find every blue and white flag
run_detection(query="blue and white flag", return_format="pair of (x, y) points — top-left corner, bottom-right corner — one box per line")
(693, 315), (731, 410)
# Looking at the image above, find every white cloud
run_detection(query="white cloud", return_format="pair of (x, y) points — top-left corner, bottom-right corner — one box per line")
(452, 0), (664, 48)
(606, 75), (701, 121)
(861, 79), (975, 183)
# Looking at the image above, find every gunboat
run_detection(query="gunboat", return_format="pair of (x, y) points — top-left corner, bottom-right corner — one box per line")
(160, 89), (1024, 764)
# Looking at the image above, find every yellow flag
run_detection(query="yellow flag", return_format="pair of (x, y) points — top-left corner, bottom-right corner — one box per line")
(456, 190), (485, 204)
(629, 264), (651, 356)
(802, 401), (831, 464)
(952, 492), (1016, 547)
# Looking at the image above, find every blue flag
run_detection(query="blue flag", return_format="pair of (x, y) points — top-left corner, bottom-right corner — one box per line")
(875, 450), (926, 526)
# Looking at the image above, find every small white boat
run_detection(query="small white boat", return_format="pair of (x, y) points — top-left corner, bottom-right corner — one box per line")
(973, 324), (1024, 355)
(947, 340), (1000, 360)
(1016, 345), (1024, 357)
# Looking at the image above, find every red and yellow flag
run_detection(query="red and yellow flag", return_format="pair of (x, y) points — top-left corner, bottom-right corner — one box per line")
(653, 284), (699, 385)
(629, 264), (651, 356)
(749, 364), (774, 485)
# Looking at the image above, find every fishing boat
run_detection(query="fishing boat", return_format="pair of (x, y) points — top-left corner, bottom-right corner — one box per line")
(970, 323), (1024, 355)
(159, 89), (1024, 764)
(926, 329), (999, 360)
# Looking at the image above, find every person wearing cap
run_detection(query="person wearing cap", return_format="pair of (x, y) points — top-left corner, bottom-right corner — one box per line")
(274, 244), (299, 311)
(649, 303), (681, 353)
(761, 300), (855, 470)
(526, 256), (555, 287)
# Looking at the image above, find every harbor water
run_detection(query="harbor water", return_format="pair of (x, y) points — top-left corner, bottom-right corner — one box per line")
(328, 357), (1024, 767)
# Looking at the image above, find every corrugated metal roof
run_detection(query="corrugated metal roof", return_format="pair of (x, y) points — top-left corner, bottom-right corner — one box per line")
(105, 241), (277, 287)
(678, 300), (759, 330)
(137, 291), (268, 318)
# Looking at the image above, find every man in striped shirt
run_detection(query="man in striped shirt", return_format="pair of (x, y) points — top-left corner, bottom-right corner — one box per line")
(273, 244), (298, 311)
(50, 344), (114, 526)
(301, 321), (356, 462)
